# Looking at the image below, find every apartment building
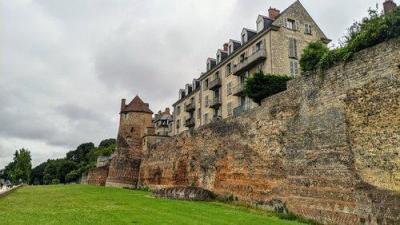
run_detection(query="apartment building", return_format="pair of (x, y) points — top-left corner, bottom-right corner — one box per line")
(173, 1), (330, 135)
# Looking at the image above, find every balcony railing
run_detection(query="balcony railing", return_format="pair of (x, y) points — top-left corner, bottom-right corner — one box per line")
(185, 118), (195, 128)
(233, 103), (251, 117)
(232, 83), (245, 96)
(209, 96), (222, 109)
(208, 78), (222, 91)
(233, 48), (266, 76)
(185, 101), (195, 112)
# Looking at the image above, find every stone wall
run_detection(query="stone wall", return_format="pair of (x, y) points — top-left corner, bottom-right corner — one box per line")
(86, 166), (109, 186)
(139, 38), (400, 225)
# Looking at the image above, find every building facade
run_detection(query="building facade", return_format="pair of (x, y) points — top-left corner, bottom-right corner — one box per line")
(173, 1), (330, 135)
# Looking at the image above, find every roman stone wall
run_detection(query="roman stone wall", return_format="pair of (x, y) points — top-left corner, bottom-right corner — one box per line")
(139, 38), (400, 225)
(86, 166), (109, 186)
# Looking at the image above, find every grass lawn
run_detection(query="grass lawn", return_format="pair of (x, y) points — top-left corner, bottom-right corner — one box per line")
(0, 185), (308, 225)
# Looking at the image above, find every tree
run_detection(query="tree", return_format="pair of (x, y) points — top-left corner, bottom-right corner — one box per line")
(30, 162), (48, 185)
(66, 143), (95, 164)
(300, 41), (329, 72)
(244, 72), (291, 105)
(6, 149), (32, 184)
(98, 139), (116, 148)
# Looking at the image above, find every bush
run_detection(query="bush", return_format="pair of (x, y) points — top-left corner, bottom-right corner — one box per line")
(244, 72), (291, 105)
(51, 179), (60, 185)
(301, 6), (400, 73)
(65, 170), (80, 183)
(300, 41), (329, 72)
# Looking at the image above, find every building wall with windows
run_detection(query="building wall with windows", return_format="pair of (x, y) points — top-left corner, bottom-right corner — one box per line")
(172, 1), (329, 135)
(173, 89), (201, 135)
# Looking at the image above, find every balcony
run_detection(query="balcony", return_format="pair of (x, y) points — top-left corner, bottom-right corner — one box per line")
(208, 78), (222, 91)
(209, 96), (222, 109)
(233, 104), (251, 117)
(185, 118), (195, 128)
(232, 83), (245, 96)
(232, 49), (266, 76)
(185, 101), (195, 112)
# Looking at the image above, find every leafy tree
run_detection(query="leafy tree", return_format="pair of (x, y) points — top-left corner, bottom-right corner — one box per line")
(65, 170), (81, 183)
(300, 41), (329, 72)
(30, 162), (48, 185)
(66, 143), (95, 164)
(99, 139), (116, 148)
(244, 72), (292, 105)
(6, 149), (32, 184)
(301, 6), (400, 72)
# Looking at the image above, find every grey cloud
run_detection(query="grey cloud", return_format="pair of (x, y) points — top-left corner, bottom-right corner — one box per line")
(0, 0), (389, 168)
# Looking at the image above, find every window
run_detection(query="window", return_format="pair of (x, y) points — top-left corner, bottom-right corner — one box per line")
(203, 79), (209, 90)
(176, 120), (180, 129)
(255, 41), (262, 52)
(214, 71), (220, 80)
(177, 106), (181, 115)
(204, 113), (209, 124)
(288, 38), (298, 58)
(197, 108), (201, 119)
(257, 20), (264, 32)
(305, 24), (312, 34)
(205, 96), (209, 107)
(229, 44), (233, 55)
(227, 82), (232, 95)
(227, 102), (233, 116)
(240, 53), (246, 63)
(241, 33), (246, 43)
(290, 60), (299, 77)
(217, 53), (221, 63)
(286, 19), (296, 30)
(226, 63), (232, 76)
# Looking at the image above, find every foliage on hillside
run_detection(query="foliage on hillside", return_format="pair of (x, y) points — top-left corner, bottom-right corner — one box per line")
(0, 139), (116, 185)
(244, 72), (291, 105)
(301, 6), (400, 73)
(0, 149), (32, 184)
(29, 139), (116, 185)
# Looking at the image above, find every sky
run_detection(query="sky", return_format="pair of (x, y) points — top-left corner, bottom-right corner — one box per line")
(0, 0), (390, 168)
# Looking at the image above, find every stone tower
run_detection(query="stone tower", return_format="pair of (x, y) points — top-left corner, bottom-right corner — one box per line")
(105, 96), (153, 188)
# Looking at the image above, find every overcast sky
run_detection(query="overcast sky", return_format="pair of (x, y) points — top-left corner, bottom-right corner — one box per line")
(0, 0), (390, 168)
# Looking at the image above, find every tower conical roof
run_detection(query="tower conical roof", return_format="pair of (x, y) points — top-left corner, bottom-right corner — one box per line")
(121, 96), (153, 114)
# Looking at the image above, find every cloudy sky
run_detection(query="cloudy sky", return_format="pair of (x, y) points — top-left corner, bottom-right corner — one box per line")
(0, 0), (389, 168)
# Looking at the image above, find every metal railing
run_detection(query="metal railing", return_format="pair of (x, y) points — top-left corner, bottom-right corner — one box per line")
(233, 48), (266, 75)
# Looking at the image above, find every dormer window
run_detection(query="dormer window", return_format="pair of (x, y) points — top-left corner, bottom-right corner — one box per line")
(286, 19), (296, 30)
(241, 33), (247, 44)
(305, 24), (312, 34)
(229, 45), (233, 54)
(257, 17), (264, 32)
(217, 53), (221, 64)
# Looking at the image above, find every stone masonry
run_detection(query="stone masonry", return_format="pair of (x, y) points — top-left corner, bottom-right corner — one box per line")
(139, 38), (400, 225)
(105, 96), (153, 188)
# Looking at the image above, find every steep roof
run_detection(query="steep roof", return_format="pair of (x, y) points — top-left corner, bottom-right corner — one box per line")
(121, 96), (153, 114)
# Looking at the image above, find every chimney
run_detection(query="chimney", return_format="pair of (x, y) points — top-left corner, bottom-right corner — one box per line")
(223, 43), (229, 51)
(384, 0), (397, 14)
(268, 7), (280, 20)
(121, 99), (126, 112)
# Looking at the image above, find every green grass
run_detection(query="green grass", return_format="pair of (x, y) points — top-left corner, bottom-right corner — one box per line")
(0, 185), (308, 225)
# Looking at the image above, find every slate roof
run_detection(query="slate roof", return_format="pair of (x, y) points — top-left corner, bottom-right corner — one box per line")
(121, 96), (153, 114)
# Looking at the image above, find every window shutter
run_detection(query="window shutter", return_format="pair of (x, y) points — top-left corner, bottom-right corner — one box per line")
(295, 21), (300, 31)
(294, 39), (298, 58)
(288, 39), (293, 57)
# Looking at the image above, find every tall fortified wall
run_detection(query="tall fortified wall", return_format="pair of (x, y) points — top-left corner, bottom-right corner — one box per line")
(139, 38), (400, 225)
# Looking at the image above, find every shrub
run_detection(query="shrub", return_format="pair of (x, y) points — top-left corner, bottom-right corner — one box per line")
(244, 72), (291, 105)
(51, 179), (60, 185)
(301, 5), (400, 73)
(300, 41), (329, 72)
(65, 170), (80, 183)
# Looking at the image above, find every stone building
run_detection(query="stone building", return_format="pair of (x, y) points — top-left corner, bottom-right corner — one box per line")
(152, 108), (173, 136)
(105, 96), (153, 188)
(173, 0), (330, 135)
